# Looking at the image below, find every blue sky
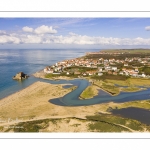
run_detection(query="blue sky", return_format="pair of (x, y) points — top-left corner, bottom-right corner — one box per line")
(0, 18), (150, 49)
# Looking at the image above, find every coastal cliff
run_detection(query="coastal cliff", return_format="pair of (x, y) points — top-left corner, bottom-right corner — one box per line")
(13, 72), (29, 80)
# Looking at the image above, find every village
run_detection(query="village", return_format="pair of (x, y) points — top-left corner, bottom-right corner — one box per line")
(43, 51), (150, 79)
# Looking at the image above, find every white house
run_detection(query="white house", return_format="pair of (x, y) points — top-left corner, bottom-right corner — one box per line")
(135, 68), (139, 72)
(44, 68), (47, 73)
(98, 72), (103, 76)
(124, 63), (128, 66)
(88, 73), (92, 76)
(44, 68), (54, 73)
(142, 73), (146, 78)
(104, 59), (109, 62)
(86, 64), (91, 67)
(131, 73), (138, 77)
(105, 66), (111, 70)
(54, 68), (58, 72)
(119, 71), (124, 75)
(99, 67), (103, 72)
(112, 67), (117, 71)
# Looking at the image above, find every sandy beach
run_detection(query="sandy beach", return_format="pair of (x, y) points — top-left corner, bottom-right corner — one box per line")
(0, 81), (111, 127)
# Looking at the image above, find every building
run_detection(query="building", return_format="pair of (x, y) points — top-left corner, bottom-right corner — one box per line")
(98, 72), (103, 76)
(98, 67), (103, 72)
(119, 71), (124, 75)
(124, 63), (128, 66)
(142, 73), (146, 78)
(135, 68), (139, 72)
(112, 67), (117, 71)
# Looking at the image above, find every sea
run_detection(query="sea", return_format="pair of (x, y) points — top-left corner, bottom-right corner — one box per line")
(0, 49), (99, 99)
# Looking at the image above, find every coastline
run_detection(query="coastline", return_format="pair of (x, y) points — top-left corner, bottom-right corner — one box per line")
(1, 77), (150, 132)
(1, 48), (150, 132)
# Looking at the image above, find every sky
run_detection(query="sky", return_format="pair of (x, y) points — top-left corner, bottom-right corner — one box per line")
(1, 18), (150, 49)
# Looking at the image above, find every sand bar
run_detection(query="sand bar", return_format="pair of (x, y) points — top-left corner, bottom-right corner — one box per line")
(0, 81), (111, 126)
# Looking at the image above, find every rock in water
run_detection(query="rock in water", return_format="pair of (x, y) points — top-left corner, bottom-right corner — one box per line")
(13, 72), (29, 80)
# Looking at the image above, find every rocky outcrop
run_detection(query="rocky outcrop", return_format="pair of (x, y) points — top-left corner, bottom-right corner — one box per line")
(13, 72), (29, 80)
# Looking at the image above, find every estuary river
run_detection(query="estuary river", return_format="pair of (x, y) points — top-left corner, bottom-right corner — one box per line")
(1, 49), (150, 107)
(45, 78), (150, 106)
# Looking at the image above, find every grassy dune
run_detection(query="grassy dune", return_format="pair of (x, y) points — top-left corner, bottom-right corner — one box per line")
(93, 78), (150, 96)
(115, 100), (150, 110)
(1, 113), (150, 132)
(121, 86), (146, 92)
(80, 85), (100, 99)
(86, 114), (146, 132)
(93, 80), (120, 95)
(128, 78), (150, 87)
(105, 79), (130, 86)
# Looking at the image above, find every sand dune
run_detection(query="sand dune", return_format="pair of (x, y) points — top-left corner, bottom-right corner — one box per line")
(0, 81), (110, 126)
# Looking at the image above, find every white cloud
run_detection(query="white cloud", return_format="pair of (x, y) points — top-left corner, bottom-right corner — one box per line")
(145, 26), (150, 31)
(69, 32), (78, 36)
(0, 35), (20, 44)
(34, 25), (57, 34)
(22, 26), (33, 33)
(21, 35), (42, 44)
(0, 30), (6, 35)
(1, 31), (150, 46)
(22, 25), (57, 35)
(44, 34), (150, 45)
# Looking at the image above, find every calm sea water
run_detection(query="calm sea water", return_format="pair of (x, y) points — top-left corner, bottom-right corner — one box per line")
(0, 49), (99, 99)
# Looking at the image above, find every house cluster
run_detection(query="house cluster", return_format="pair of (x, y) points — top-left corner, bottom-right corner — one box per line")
(44, 58), (99, 75)
(119, 68), (146, 78)
(43, 55), (150, 78)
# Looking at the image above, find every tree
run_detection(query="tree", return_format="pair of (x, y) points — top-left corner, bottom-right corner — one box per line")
(142, 67), (150, 75)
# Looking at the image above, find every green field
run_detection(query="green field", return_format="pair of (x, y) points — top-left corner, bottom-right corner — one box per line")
(85, 49), (150, 60)
(101, 49), (150, 54)
(91, 74), (129, 81)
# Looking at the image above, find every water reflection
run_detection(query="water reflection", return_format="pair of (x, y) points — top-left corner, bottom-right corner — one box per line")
(112, 107), (150, 125)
